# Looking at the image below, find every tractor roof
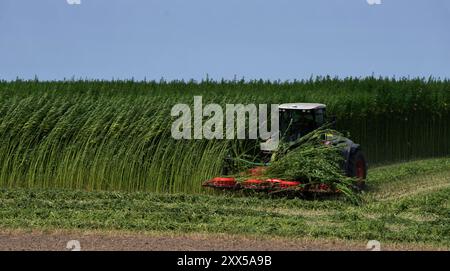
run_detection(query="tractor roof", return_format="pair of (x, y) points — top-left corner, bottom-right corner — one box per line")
(279, 103), (326, 110)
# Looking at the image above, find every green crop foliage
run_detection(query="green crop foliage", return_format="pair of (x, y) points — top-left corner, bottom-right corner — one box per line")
(0, 77), (449, 193)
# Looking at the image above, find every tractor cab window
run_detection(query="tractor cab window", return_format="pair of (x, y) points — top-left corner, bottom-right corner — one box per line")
(280, 109), (316, 141)
(315, 109), (325, 126)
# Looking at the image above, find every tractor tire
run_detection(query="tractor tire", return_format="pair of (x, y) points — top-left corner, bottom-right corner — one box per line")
(347, 149), (367, 191)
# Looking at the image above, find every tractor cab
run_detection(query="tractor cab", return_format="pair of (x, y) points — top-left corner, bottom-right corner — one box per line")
(260, 103), (329, 152)
(279, 103), (327, 142)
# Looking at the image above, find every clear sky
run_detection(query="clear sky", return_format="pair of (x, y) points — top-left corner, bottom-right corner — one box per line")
(1, 0), (449, 81)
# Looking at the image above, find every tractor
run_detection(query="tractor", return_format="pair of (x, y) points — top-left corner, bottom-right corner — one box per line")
(203, 103), (368, 194)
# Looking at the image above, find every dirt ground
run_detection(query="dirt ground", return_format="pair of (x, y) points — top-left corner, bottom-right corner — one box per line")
(0, 229), (442, 251)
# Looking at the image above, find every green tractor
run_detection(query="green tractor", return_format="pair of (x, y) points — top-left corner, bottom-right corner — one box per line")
(203, 103), (368, 193)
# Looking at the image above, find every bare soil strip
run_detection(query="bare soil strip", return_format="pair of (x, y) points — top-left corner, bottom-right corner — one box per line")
(0, 229), (444, 251)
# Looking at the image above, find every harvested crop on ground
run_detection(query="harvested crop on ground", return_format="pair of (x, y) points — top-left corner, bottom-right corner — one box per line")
(234, 128), (359, 202)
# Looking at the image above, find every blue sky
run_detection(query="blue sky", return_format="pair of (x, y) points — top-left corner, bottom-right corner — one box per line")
(1, 0), (449, 81)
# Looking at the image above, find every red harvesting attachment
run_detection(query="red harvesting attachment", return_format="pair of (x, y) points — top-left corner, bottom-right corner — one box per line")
(203, 175), (301, 189)
(203, 177), (238, 189)
(202, 176), (302, 192)
(202, 166), (337, 194)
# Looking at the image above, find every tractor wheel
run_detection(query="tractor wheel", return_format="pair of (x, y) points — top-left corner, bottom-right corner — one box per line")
(348, 150), (367, 191)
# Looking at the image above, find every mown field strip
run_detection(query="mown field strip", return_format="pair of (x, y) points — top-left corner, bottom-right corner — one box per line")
(368, 170), (450, 201)
(0, 158), (449, 248)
